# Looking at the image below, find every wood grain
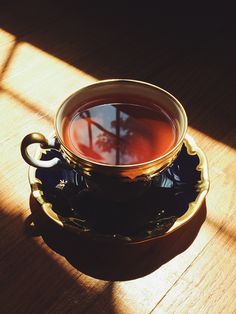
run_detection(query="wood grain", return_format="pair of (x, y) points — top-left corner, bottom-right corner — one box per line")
(0, 5), (235, 313)
(153, 213), (236, 314)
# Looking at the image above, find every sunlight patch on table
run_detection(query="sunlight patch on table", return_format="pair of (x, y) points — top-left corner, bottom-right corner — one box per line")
(0, 32), (97, 115)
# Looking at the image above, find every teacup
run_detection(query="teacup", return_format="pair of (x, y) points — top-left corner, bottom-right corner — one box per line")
(21, 79), (187, 201)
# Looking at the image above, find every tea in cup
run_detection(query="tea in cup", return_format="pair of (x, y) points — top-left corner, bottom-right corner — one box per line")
(21, 79), (187, 201)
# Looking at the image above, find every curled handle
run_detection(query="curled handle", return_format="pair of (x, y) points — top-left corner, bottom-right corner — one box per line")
(21, 132), (61, 168)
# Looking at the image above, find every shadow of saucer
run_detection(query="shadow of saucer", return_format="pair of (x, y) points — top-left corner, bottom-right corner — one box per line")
(25, 194), (207, 281)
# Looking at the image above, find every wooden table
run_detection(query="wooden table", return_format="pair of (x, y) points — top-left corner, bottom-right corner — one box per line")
(1, 5), (235, 313)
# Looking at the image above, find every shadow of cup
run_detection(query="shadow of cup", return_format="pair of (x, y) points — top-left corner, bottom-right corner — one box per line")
(25, 194), (207, 281)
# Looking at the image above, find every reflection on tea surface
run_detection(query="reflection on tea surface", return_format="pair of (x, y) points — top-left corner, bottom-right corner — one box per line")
(63, 103), (177, 165)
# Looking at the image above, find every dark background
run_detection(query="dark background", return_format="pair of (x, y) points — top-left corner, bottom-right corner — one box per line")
(1, 2), (236, 146)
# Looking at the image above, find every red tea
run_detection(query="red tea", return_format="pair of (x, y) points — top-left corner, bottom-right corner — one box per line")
(62, 102), (177, 165)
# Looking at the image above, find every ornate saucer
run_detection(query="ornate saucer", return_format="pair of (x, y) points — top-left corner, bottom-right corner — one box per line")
(29, 134), (209, 244)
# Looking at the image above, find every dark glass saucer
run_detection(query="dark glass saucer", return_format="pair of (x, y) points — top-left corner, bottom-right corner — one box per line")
(29, 134), (209, 243)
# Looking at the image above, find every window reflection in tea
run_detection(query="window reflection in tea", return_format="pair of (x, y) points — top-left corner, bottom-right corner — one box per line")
(62, 103), (177, 165)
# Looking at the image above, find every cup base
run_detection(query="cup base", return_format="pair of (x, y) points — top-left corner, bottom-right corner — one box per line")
(84, 174), (152, 202)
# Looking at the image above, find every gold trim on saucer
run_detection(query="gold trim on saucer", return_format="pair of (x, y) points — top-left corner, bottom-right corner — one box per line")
(28, 134), (209, 242)
(166, 134), (209, 234)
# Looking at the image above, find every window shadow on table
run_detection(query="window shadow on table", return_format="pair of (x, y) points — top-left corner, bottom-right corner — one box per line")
(26, 195), (207, 281)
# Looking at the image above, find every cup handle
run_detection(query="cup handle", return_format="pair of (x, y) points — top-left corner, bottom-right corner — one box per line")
(21, 132), (61, 168)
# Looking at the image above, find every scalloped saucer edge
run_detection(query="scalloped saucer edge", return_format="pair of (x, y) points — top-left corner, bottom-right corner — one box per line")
(28, 134), (209, 244)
